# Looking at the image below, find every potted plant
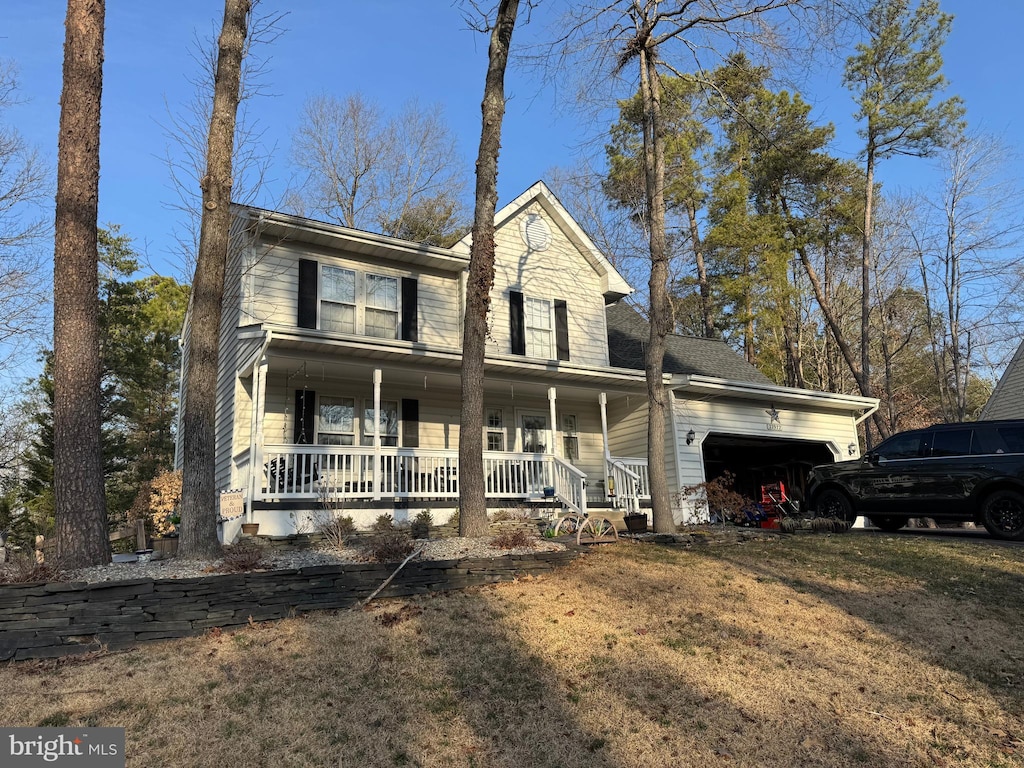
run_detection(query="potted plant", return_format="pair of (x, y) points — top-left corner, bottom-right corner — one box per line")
(622, 511), (648, 533)
(241, 522), (260, 536)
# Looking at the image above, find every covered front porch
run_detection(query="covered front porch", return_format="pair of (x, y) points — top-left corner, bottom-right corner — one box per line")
(230, 331), (651, 532)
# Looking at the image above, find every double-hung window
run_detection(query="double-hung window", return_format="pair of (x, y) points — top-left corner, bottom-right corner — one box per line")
(321, 266), (356, 334)
(319, 266), (399, 339)
(525, 297), (552, 359)
(361, 400), (399, 447)
(486, 408), (506, 452)
(365, 274), (399, 338)
(317, 396), (356, 445)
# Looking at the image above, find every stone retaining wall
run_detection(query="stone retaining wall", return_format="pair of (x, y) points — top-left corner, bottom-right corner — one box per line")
(0, 550), (578, 662)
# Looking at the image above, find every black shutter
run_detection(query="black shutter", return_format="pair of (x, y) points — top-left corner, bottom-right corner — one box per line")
(401, 277), (418, 342)
(297, 259), (318, 329)
(510, 290), (525, 355)
(294, 389), (316, 444)
(401, 398), (419, 448)
(554, 299), (570, 361)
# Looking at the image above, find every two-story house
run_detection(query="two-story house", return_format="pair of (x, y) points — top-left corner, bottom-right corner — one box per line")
(178, 181), (877, 539)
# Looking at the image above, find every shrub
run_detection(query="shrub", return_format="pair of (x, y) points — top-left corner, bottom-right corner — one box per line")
(317, 514), (356, 549)
(489, 529), (537, 550)
(217, 541), (268, 573)
(372, 513), (395, 533)
(410, 510), (433, 539)
(0, 555), (64, 584)
(679, 471), (759, 525)
(128, 470), (183, 537)
(361, 532), (414, 563)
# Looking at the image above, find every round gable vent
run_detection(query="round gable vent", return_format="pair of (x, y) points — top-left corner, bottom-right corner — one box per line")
(520, 213), (551, 251)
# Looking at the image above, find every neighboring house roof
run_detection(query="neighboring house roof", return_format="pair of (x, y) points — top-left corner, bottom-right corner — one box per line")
(453, 180), (633, 302)
(605, 302), (773, 385)
(981, 338), (1024, 419)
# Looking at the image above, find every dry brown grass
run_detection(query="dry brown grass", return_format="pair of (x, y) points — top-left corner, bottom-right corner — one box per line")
(2, 535), (1023, 767)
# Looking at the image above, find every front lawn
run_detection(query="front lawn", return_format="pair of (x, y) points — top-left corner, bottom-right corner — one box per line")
(2, 534), (1022, 767)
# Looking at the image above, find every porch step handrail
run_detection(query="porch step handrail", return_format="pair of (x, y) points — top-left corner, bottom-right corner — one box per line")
(607, 456), (650, 515)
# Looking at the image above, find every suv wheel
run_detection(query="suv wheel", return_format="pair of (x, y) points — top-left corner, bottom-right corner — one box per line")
(981, 490), (1024, 541)
(816, 489), (855, 523)
(868, 515), (905, 533)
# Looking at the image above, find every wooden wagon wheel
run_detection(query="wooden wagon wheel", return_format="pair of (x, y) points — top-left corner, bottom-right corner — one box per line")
(577, 516), (619, 545)
(551, 513), (584, 537)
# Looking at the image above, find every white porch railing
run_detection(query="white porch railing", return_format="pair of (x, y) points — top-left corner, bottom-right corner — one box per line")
(608, 456), (650, 514)
(257, 445), (588, 515)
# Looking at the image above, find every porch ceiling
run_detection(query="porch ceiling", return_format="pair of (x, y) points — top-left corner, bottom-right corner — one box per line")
(261, 331), (648, 399)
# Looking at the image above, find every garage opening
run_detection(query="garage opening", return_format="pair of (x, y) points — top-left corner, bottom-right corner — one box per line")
(700, 434), (836, 505)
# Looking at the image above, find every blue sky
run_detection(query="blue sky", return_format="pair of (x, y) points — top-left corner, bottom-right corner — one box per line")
(4, 0), (1023, 283)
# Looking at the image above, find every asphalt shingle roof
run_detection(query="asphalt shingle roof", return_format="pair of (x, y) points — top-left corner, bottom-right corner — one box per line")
(605, 302), (773, 385)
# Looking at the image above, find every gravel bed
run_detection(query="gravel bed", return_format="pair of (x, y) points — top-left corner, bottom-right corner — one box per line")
(55, 536), (567, 584)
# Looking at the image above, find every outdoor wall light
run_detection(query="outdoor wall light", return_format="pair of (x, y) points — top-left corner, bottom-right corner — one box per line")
(686, 429), (696, 445)
(848, 442), (857, 456)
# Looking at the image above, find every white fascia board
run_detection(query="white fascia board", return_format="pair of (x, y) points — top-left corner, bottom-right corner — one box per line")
(672, 374), (880, 415)
(454, 180), (634, 301)
(244, 206), (469, 273)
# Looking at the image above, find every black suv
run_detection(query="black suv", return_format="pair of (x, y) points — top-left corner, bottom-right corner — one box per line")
(807, 420), (1024, 540)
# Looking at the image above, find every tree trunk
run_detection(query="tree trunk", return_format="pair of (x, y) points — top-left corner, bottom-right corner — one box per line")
(53, 0), (109, 569)
(685, 201), (714, 338)
(638, 41), (674, 534)
(179, 0), (251, 559)
(860, 147), (878, 444)
(458, 0), (519, 538)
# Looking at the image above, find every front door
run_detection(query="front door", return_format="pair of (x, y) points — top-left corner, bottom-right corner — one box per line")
(518, 411), (549, 453)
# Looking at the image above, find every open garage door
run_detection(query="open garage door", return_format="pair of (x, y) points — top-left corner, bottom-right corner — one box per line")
(701, 434), (836, 505)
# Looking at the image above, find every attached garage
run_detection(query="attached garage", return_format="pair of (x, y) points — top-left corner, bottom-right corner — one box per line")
(670, 376), (879, 523)
(699, 434), (836, 506)
(605, 303), (880, 524)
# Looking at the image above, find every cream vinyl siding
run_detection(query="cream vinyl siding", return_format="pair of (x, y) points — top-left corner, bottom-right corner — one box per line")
(606, 395), (649, 459)
(212, 218), (257, 490)
(261, 381), (462, 450)
(244, 242), (460, 347)
(489, 205), (609, 366)
(672, 396), (853, 493)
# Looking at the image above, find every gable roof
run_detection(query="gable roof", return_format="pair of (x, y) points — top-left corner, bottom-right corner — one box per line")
(605, 302), (773, 385)
(981, 338), (1024, 419)
(453, 181), (633, 302)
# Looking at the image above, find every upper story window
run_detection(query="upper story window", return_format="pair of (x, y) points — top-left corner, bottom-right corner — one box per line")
(321, 267), (356, 334)
(318, 265), (399, 339)
(525, 297), (552, 359)
(510, 290), (569, 362)
(365, 274), (399, 338)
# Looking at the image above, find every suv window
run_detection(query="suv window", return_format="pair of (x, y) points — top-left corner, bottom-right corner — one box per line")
(876, 432), (924, 460)
(930, 429), (973, 457)
(997, 425), (1024, 453)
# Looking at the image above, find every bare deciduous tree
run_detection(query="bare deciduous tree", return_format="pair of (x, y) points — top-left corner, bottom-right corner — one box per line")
(178, 0), (252, 559)
(52, 0), (109, 568)
(291, 93), (468, 241)
(0, 60), (49, 376)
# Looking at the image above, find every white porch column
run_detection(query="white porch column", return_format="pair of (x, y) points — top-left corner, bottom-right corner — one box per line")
(373, 368), (382, 501)
(250, 354), (269, 510)
(599, 392), (610, 463)
(548, 387), (558, 457)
